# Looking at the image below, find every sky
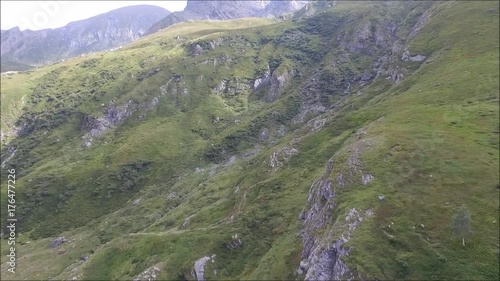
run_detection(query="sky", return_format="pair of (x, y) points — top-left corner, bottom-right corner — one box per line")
(0, 1), (188, 31)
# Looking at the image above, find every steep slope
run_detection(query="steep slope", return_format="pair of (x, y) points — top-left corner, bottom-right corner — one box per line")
(0, 1), (498, 280)
(145, 0), (309, 35)
(0, 5), (170, 70)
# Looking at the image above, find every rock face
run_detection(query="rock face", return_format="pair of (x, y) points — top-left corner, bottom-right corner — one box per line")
(291, 5), (434, 125)
(192, 255), (216, 281)
(253, 66), (272, 91)
(81, 97), (159, 147)
(251, 63), (294, 102)
(1, 5), (169, 70)
(267, 67), (292, 102)
(299, 160), (346, 280)
(299, 129), (377, 280)
(146, 0), (308, 35)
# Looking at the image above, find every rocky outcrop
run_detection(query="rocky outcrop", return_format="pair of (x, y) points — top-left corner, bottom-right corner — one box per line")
(269, 146), (299, 171)
(0, 147), (17, 168)
(267, 67), (292, 102)
(299, 127), (378, 280)
(290, 21), (400, 123)
(335, 128), (377, 188)
(408, 6), (433, 39)
(401, 49), (426, 62)
(181, 217), (191, 229)
(252, 64), (292, 102)
(133, 265), (161, 281)
(333, 9), (432, 87)
(81, 98), (160, 147)
(300, 207), (373, 280)
(292, 71), (329, 123)
(188, 37), (233, 57)
(50, 236), (66, 248)
(190, 44), (204, 56)
(212, 78), (251, 97)
(0, 125), (22, 145)
(192, 255), (216, 281)
(253, 66), (272, 91)
(259, 128), (270, 142)
(299, 159), (349, 280)
(194, 54), (232, 66)
(160, 75), (189, 97)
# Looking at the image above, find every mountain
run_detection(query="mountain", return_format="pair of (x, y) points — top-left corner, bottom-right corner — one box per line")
(0, 1), (498, 280)
(145, 0), (309, 35)
(0, 5), (170, 71)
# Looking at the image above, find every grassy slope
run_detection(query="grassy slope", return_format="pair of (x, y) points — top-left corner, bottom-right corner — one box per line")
(1, 1), (498, 280)
(343, 2), (499, 279)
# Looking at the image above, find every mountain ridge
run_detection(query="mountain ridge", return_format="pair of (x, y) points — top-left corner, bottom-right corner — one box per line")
(0, 5), (170, 71)
(145, 0), (313, 35)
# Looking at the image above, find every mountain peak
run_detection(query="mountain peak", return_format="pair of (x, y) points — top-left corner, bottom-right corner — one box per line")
(1, 5), (170, 70)
(145, 0), (309, 35)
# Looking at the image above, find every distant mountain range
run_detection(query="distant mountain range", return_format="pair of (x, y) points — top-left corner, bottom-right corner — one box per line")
(0, 5), (169, 71)
(145, 0), (310, 35)
(0, 0), (318, 72)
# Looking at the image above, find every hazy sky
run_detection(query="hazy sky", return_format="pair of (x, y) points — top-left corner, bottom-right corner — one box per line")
(0, 1), (188, 31)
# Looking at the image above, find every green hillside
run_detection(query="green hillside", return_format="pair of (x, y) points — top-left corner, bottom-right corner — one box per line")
(0, 1), (498, 280)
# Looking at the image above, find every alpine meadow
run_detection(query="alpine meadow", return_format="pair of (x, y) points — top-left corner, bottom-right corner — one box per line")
(0, 1), (498, 280)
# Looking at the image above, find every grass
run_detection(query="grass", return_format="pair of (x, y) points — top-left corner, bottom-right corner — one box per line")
(0, 1), (498, 280)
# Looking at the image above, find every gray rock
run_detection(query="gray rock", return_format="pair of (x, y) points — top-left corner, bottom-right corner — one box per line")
(253, 65), (272, 91)
(132, 198), (142, 206)
(266, 67), (292, 102)
(360, 72), (373, 82)
(167, 192), (177, 200)
(192, 255), (215, 281)
(269, 146), (299, 170)
(361, 174), (374, 185)
(51, 237), (66, 248)
(0, 147), (17, 168)
(82, 97), (160, 147)
(409, 54), (426, 62)
(378, 195), (385, 201)
(181, 218), (190, 229)
(134, 266), (161, 281)
(299, 155), (376, 280)
(191, 44), (204, 56)
(213, 78), (251, 97)
(278, 125), (287, 136)
(259, 128), (270, 141)
(401, 49), (411, 61)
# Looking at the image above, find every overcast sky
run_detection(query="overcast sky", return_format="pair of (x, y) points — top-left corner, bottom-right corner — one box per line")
(0, 1), (188, 31)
